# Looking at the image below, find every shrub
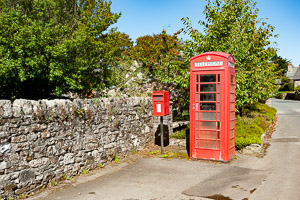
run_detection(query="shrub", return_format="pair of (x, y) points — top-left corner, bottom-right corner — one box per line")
(279, 82), (294, 91)
(235, 103), (276, 150)
(295, 85), (300, 93)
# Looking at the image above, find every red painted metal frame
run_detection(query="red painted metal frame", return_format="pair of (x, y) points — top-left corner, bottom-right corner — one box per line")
(190, 51), (235, 162)
(152, 91), (170, 116)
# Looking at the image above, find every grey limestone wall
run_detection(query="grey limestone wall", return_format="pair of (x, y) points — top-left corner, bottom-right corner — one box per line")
(0, 97), (169, 199)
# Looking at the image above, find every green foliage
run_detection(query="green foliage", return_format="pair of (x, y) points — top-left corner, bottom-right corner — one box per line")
(271, 54), (290, 77)
(99, 163), (105, 168)
(127, 30), (190, 112)
(279, 82), (294, 91)
(159, 154), (169, 158)
(235, 103), (276, 149)
(113, 155), (120, 163)
(295, 85), (300, 92)
(182, 0), (278, 111)
(82, 169), (88, 175)
(0, 0), (128, 99)
(171, 128), (187, 139)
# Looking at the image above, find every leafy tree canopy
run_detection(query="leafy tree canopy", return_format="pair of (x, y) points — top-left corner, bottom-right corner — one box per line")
(182, 0), (278, 111)
(0, 0), (128, 99)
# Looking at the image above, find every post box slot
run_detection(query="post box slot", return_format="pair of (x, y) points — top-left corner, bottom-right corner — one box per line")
(154, 95), (163, 100)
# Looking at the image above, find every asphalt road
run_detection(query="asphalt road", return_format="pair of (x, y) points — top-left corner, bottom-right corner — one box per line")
(29, 98), (300, 200)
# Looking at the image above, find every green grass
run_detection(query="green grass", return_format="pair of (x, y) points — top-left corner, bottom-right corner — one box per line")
(277, 91), (293, 94)
(235, 103), (277, 150)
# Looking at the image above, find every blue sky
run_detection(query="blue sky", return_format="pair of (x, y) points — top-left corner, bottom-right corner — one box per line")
(110, 0), (300, 66)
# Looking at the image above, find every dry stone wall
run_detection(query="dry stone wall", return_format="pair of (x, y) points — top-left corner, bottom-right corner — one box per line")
(0, 97), (168, 199)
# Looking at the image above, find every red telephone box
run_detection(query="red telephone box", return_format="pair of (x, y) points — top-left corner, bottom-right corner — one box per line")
(152, 91), (170, 116)
(190, 51), (236, 162)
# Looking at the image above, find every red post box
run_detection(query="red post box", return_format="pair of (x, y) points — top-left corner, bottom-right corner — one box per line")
(190, 51), (236, 162)
(152, 91), (170, 116)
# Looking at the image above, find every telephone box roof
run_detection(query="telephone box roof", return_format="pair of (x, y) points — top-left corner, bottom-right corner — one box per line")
(191, 51), (235, 62)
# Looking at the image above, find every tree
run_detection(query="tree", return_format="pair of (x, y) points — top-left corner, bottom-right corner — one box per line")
(182, 0), (278, 111)
(0, 0), (124, 99)
(127, 31), (190, 115)
(271, 54), (290, 77)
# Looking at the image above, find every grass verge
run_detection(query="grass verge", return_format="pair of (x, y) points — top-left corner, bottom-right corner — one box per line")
(235, 103), (277, 150)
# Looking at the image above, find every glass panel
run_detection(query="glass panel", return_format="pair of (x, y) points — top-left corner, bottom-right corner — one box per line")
(217, 131), (220, 139)
(217, 141), (220, 149)
(218, 84), (220, 92)
(196, 75), (199, 83)
(217, 122), (220, 129)
(218, 74), (220, 82)
(231, 85), (234, 92)
(200, 93), (216, 101)
(231, 112), (234, 120)
(199, 131), (216, 139)
(231, 103), (234, 111)
(217, 112), (220, 120)
(200, 84), (216, 92)
(196, 121), (198, 129)
(196, 131), (199, 139)
(199, 140), (216, 149)
(231, 94), (234, 102)
(199, 121), (216, 130)
(230, 129), (234, 138)
(199, 112), (216, 120)
(196, 93), (198, 101)
(217, 103), (220, 111)
(200, 103), (216, 110)
(230, 138), (235, 147)
(196, 112), (198, 120)
(196, 140), (198, 148)
(196, 84), (199, 92)
(230, 120), (234, 129)
(218, 93), (220, 101)
(231, 75), (234, 83)
(200, 75), (216, 82)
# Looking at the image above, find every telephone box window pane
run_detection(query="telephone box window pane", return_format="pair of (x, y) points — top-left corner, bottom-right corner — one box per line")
(200, 93), (216, 101)
(230, 138), (234, 147)
(230, 130), (234, 137)
(217, 93), (220, 101)
(196, 112), (198, 120)
(217, 103), (220, 111)
(217, 141), (220, 149)
(231, 75), (234, 83)
(217, 122), (220, 130)
(218, 74), (220, 82)
(218, 84), (220, 92)
(231, 112), (234, 120)
(217, 131), (220, 139)
(231, 103), (234, 111)
(196, 75), (199, 83)
(199, 140), (216, 149)
(196, 140), (198, 148)
(217, 112), (220, 120)
(196, 84), (199, 92)
(200, 75), (216, 82)
(200, 84), (216, 92)
(196, 121), (198, 129)
(199, 112), (216, 120)
(230, 120), (234, 129)
(231, 94), (234, 102)
(196, 131), (199, 139)
(200, 103), (216, 110)
(196, 93), (198, 101)
(199, 131), (216, 139)
(231, 85), (234, 92)
(199, 121), (216, 130)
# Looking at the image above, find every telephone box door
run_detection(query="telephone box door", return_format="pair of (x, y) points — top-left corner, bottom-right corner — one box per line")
(190, 72), (224, 160)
